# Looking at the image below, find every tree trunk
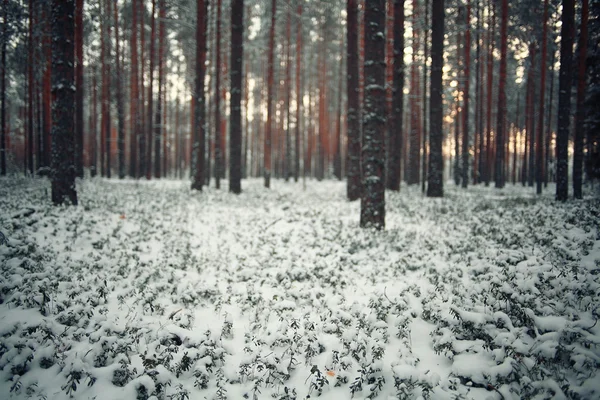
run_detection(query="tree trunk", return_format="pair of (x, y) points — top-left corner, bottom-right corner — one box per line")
(146, 0), (156, 180)
(528, 43), (536, 188)
(545, 50), (555, 187)
(295, 1), (302, 182)
(139, 0), (146, 178)
(113, 1), (126, 179)
(494, 0), (507, 188)
(484, 1), (494, 186)
(0, 0), (7, 175)
(556, 0), (574, 201)
(387, 0), (404, 191)
(537, 0), (549, 194)
(427, 0), (444, 197)
(50, 0), (77, 205)
(192, 0), (207, 190)
(408, 0), (420, 186)
(347, 0), (362, 199)
(153, 0), (165, 179)
(229, 0), (244, 193)
(43, 5), (52, 170)
(27, 0), (34, 175)
(462, 0), (471, 188)
(129, 0), (139, 178)
(360, 0), (386, 230)
(573, 0), (588, 198)
(422, 0), (429, 192)
(264, 0), (275, 188)
(74, 0), (83, 177)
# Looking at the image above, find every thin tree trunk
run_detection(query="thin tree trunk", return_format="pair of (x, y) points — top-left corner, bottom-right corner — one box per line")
(192, 0), (207, 190)
(387, 0), (404, 191)
(536, 0), (549, 194)
(153, 0), (165, 179)
(408, 0), (420, 186)
(427, 0), (444, 197)
(528, 43), (536, 188)
(422, 0), (429, 192)
(573, 0), (588, 198)
(129, 0), (139, 178)
(114, 1), (126, 179)
(264, 0), (276, 188)
(462, 0), (471, 188)
(27, 0), (34, 175)
(494, 0), (507, 188)
(347, 0), (362, 198)
(545, 50), (555, 187)
(43, 4), (52, 170)
(146, 0), (156, 180)
(0, 0), (7, 175)
(75, 0), (84, 177)
(484, 0), (494, 186)
(295, 1), (302, 182)
(139, 0), (146, 178)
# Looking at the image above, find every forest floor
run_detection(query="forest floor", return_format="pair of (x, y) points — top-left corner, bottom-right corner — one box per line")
(0, 176), (599, 400)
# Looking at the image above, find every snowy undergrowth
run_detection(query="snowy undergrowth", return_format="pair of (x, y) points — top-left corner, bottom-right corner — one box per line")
(0, 177), (599, 400)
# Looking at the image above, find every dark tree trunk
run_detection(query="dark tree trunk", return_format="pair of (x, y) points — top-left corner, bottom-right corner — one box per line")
(139, 0), (146, 178)
(360, 0), (386, 230)
(146, 0), (156, 180)
(494, 0), (507, 188)
(422, 0), (429, 192)
(462, 0), (471, 188)
(387, 0), (404, 191)
(114, 1), (126, 179)
(229, 0), (244, 193)
(545, 50), (555, 187)
(573, 0), (588, 198)
(90, 69), (98, 177)
(537, 0), (549, 194)
(284, 4), (292, 181)
(191, 0), (207, 191)
(50, 0), (77, 205)
(427, 0), (444, 197)
(0, 0), (7, 175)
(129, 0), (139, 178)
(556, 0), (574, 201)
(528, 43), (536, 188)
(347, 0), (362, 199)
(408, 0), (420, 186)
(484, 1), (494, 186)
(43, 5), (52, 170)
(75, 0), (83, 177)
(214, 0), (223, 189)
(154, 0), (165, 179)
(27, 0), (34, 175)
(264, 0), (275, 188)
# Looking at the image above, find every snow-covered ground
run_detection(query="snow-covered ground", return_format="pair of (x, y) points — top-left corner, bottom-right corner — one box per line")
(1, 177), (599, 400)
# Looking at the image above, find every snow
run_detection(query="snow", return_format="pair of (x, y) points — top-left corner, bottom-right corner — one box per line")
(0, 176), (599, 399)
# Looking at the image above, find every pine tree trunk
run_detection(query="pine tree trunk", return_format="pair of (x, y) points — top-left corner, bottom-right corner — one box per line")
(74, 0), (83, 177)
(422, 0), (429, 192)
(229, 0), (244, 193)
(462, 1), (471, 188)
(573, 0), (588, 198)
(139, 0), (146, 178)
(427, 0), (444, 197)
(114, 1), (126, 179)
(153, 0), (165, 179)
(494, 0), (507, 188)
(360, 0), (386, 230)
(146, 0), (156, 180)
(50, 0), (77, 205)
(0, 0), (7, 175)
(129, 0), (139, 178)
(90, 69), (98, 177)
(43, 5), (52, 170)
(27, 0), (34, 175)
(408, 0), (420, 186)
(264, 0), (276, 188)
(386, 0), (404, 191)
(192, 0), (207, 190)
(295, 1), (302, 183)
(556, 0), (574, 201)
(527, 43), (536, 188)
(537, 0), (549, 194)
(484, 0), (494, 186)
(347, 0), (362, 198)
(545, 50), (555, 187)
